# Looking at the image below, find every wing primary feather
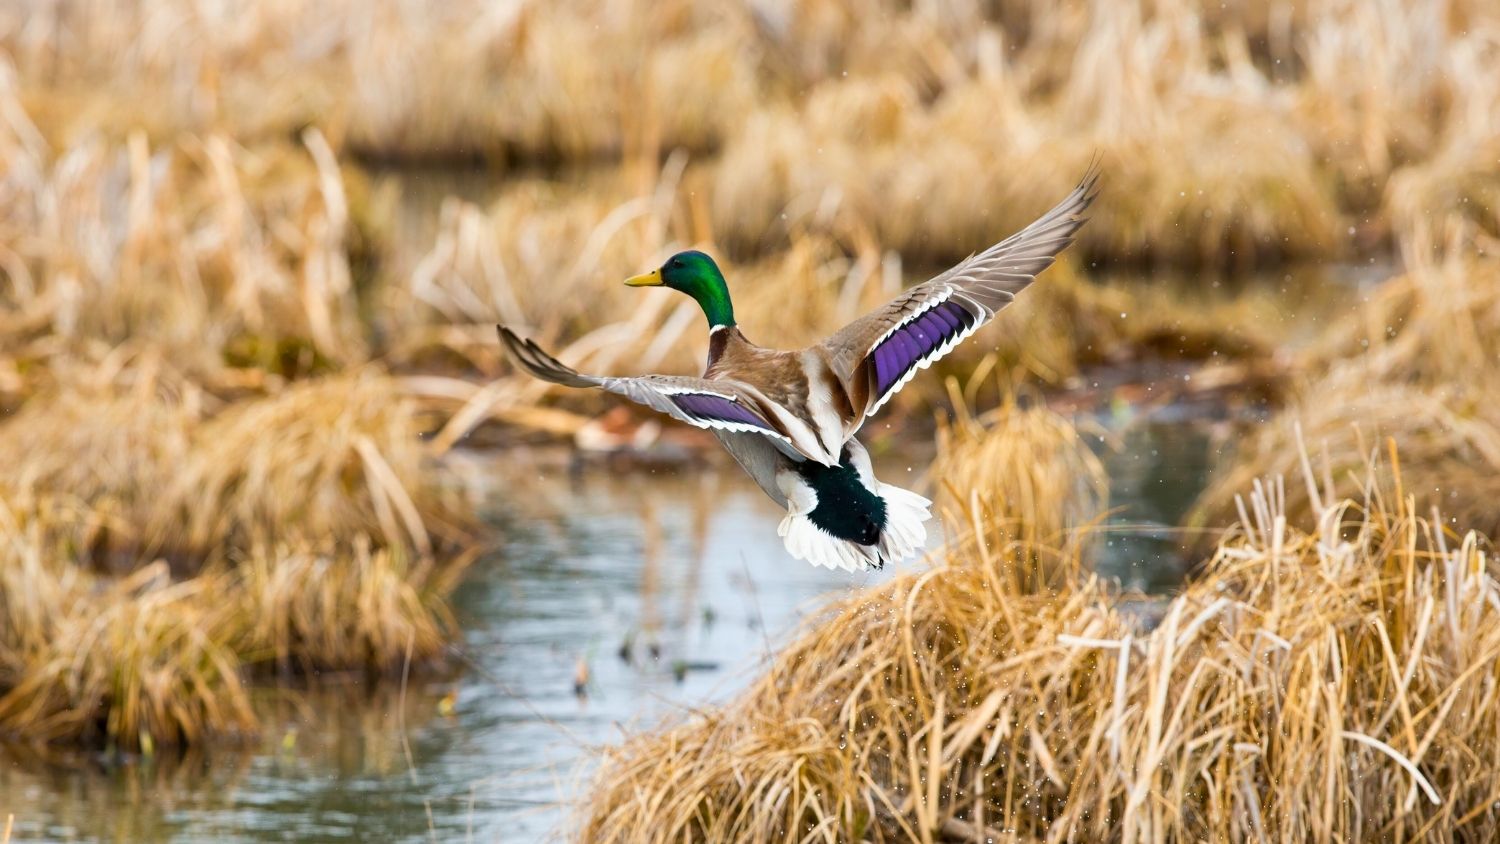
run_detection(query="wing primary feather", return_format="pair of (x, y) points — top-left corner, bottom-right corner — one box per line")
(496, 324), (814, 455)
(821, 166), (1099, 425)
(496, 325), (598, 388)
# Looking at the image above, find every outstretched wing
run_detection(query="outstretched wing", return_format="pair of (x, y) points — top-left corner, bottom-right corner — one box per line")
(821, 167), (1099, 422)
(497, 325), (798, 446)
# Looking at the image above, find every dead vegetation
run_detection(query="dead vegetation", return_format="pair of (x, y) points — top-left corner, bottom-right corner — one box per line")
(6, 0), (1499, 267)
(1191, 225), (1500, 540)
(930, 386), (1109, 562)
(0, 368), (475, 750)
(0, 64), (476, 748)
(583, 409), (1500, 841)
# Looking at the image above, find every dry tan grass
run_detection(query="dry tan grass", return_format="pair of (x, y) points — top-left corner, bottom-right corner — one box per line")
(0, 366), (477, 746)
(236, 537), (473, 675)
(704, 0), (1500, 266)
(1192, 227), (1500, 539)
(0, 494), (95, 684)
(0, 365), (466, 561)
(1191, 367), (1500, 542)
(1379, 26), (1500, 243)
(4, 0), (1497, 764)
(0, 487), (472, 747)
(582, 435), (1500, 841)
(3, 1), (761, 161)
(1314, 226), (1500, 387)
(0, 24), (488, 749)
(388, 162), (697, 368)
(342, 4), (759, 162)
(0, 563), (254, 751)
(0, 375), (197, 553)
(930, 389), (1108, 564)
(0, 492), (253, 751)
(0, 94), (365, 388)
(711, 75), (1342, 268)
(7, 0), (1498, 267)
(159, 368), (469, 558)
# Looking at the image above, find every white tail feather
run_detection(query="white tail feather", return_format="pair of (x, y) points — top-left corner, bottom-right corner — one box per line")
(778, 510), (880, 571)
(876, 483), (931, 564)
(775, 477), (931, 571)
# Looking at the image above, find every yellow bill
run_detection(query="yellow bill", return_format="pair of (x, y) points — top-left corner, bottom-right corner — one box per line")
(623, 268), (662, 287)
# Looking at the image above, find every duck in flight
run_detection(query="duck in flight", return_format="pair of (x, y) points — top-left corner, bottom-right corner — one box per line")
(498, 169), (1098, 572)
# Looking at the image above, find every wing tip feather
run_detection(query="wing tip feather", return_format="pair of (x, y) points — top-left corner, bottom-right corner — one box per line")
(1078, 154), (1104, 204)
(1044, 158), (1103, 230)
(495, 323), (595, 388)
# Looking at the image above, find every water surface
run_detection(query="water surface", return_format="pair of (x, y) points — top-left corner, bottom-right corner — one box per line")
(2, 413), (1215, 843)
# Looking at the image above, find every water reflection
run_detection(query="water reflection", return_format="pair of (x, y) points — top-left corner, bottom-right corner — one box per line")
(1093, 419), (1218, 592)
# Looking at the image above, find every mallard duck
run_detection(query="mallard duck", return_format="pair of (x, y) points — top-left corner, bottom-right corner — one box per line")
(498, 169), (1098, 571)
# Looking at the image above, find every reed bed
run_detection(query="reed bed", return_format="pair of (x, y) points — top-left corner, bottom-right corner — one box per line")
(0, 486), (470, 748)
(930, 388), (1109, 559)
(0, 563), (254, 751)
(709, 75), (1341, 268)
(0, 102), (367, 385)
(0, 494), (96, 683)
(158, 368), (470, 558)
(0, 493), (253, 750)
(0, 370), (474, 746)
(1192, 226), (1500, 538)
(706, 0), (1498, 266)
(0, 38), (483, 743)
(0, 366), (465, 558)
(0, 33), (497, 747)
(0, 378), (197, 545)
(583, 420), (1500, 841)
(4, 0), (760, 162)
(6, 0), (1498, 266)
(0, 114), (477, 742)
(1312, 226), (1500, 388)
(236, 538), (471, 675)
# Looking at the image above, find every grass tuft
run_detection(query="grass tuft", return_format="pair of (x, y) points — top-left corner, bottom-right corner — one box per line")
(158, 368), (467, 559)
(583, 438), (1500, 840)
(0, 518), (254, 752)
(237, 537), (474, 675)
(930, 389), (1108, 587)
(1193, 227), (1500, 539)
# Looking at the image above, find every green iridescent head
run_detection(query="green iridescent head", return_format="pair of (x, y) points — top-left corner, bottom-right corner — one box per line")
(624, 250), (735, 329)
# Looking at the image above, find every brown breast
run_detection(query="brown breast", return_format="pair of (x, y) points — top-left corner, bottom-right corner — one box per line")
(707, 330), (863, 441)
(705, 328), (811, 422)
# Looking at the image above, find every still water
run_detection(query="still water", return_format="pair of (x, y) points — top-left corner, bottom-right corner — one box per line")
(0, 415), (1212, 843)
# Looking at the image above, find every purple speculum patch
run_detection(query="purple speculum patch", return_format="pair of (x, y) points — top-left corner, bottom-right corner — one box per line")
(670, 392), (769, 429)
(872, 301), (975, 395)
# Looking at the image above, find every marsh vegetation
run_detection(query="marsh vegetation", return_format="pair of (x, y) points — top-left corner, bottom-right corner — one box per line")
(1, 0), (1497, 839)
